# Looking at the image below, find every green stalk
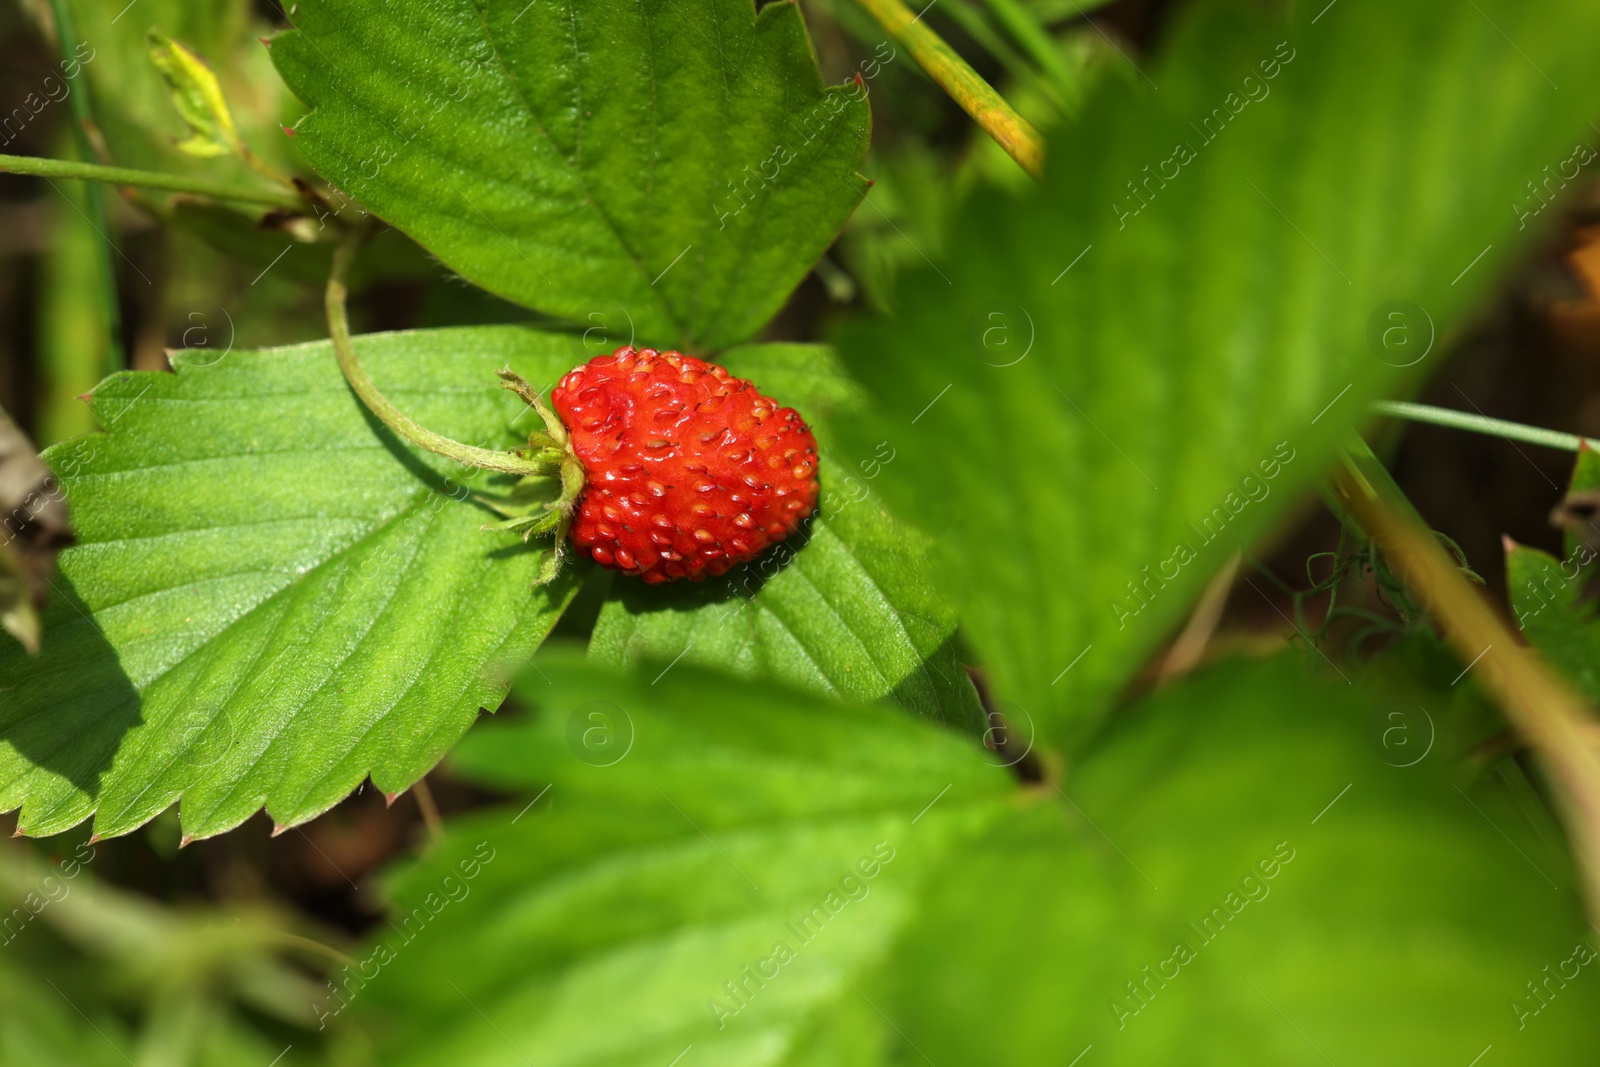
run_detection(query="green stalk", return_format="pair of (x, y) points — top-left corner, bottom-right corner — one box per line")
(1373, 399), (1600, 453)
(36, 170), (106, 444)
(940, 1), (1035, 85)
(941, 0), (1068, 118)
(0, 153), (305, 210)
(852, 0), (1045, 178)
(325, 234), (556, 477)
(266, 931), (357, 969)
(45, 0), (122, 370)
(1328, 437), (1600, 930)
(981, 0), (1080, 96)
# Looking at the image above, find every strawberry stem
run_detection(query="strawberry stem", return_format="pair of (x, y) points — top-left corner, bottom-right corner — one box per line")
(326, 231), (559, 477)
(0, 151), (304, 210)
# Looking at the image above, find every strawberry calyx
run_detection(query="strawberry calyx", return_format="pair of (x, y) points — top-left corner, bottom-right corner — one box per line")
(326, 233), (821, 588)
(471, 369), (588, 584)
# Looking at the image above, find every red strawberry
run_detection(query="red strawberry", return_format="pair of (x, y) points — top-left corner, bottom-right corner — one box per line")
(550, 347), (820, 583)
(330, 328), (819, 585)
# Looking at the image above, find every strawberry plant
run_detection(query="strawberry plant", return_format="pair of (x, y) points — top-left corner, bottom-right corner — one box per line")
(3, 0), (1600, 1063)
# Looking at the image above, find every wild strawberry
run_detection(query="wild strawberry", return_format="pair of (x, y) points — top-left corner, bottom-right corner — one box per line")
(331, 321), (820, 585)
(550, 347), (820, 583)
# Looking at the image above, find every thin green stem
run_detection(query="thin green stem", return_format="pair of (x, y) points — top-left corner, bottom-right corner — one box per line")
(0, 153), (305, 210)
(265, 931), (357, 970)
(326, 233), (554, 477)
(412, 777), (444, 845)
(852, 0), (1045, 178)
(1373, 400), (1600, 453)
(45, 0), (122, 370)
(981, 0), (1080, 97)
(941, 0), (1068, 118)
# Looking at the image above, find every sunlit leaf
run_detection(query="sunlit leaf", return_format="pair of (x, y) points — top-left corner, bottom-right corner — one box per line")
(835, 0), (1600, 751)
(347, 654), (1598, 1065)
(269, 0), (870, 350)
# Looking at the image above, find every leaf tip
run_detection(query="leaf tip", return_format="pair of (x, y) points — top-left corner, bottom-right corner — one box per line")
(282, 125), (297, 138)
(1502, 534), (1522, 554)
(179, 834), (194, 849)
(270, 821), (289, 837)
(384, 790), (402, 807)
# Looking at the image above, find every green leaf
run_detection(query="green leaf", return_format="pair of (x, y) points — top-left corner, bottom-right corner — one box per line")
(0, 333), (967, 840)
(345, 652), (1015, 1063)
(268, 0), (870, 352)
(147, 32), (243, 159)
(590, 343), (986, 732)
(0, 326), (586, 841)
(346, 654), (1598, 1064)
(833, 0), (1600, 751)
(1558, 441), (1600, 558)
(1507, 445), (1600, 702)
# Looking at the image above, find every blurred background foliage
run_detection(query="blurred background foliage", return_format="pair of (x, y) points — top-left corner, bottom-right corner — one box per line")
(3, 0), (1600, 1063)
